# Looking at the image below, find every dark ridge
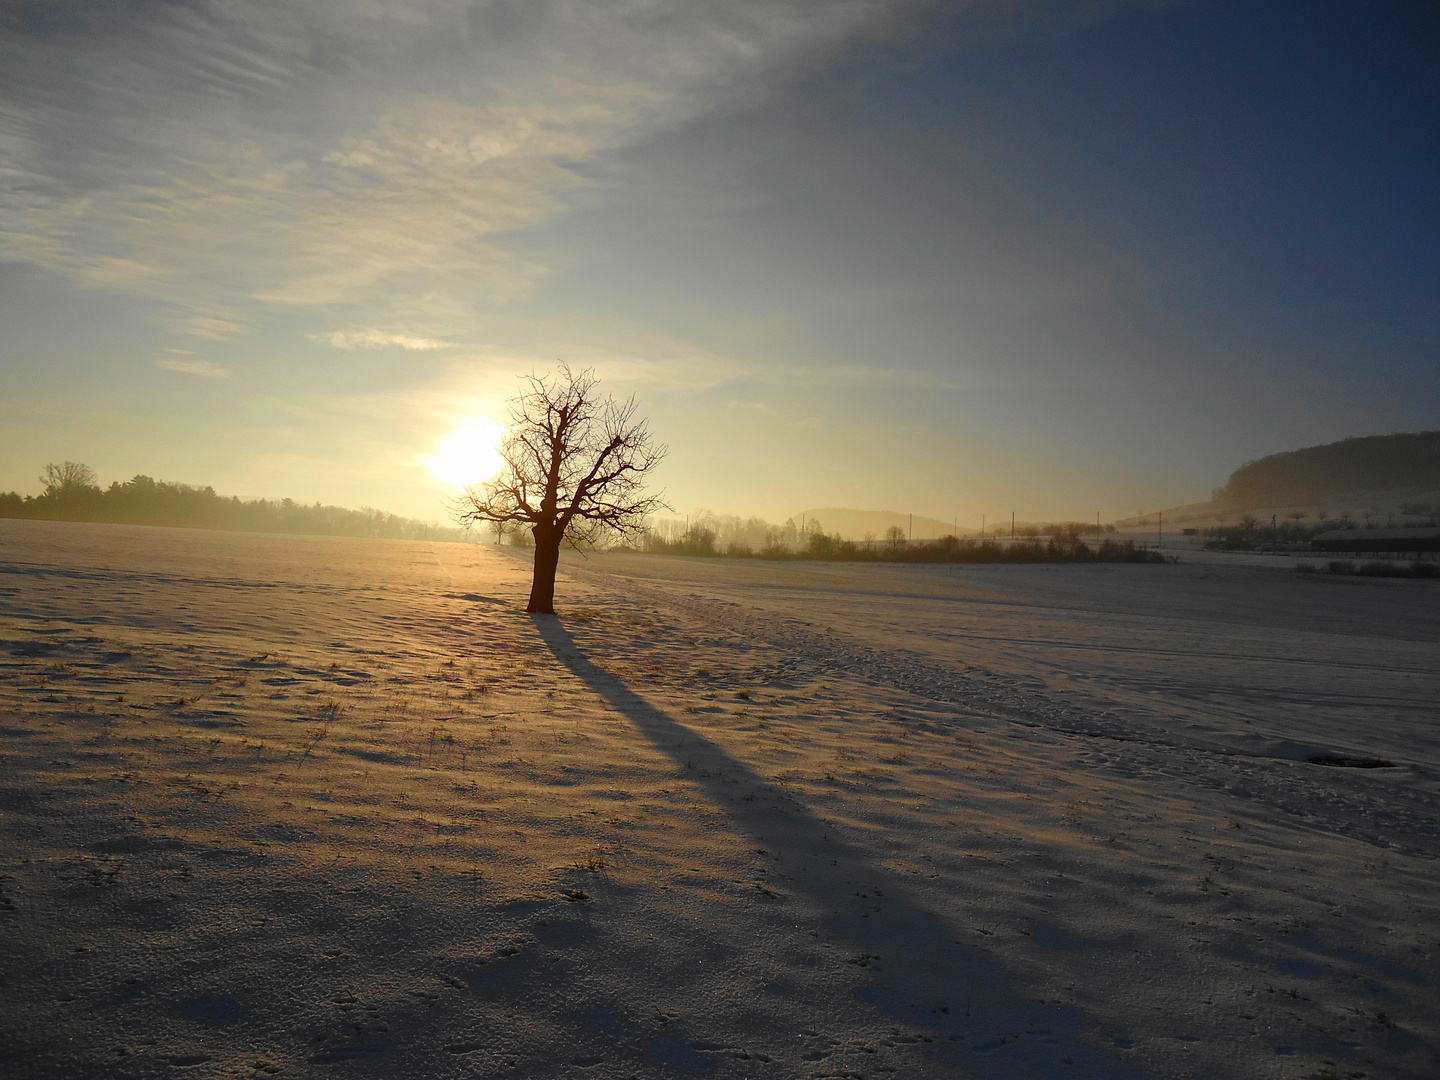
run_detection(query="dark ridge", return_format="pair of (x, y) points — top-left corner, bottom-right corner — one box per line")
(1214, 431), (1440, 510)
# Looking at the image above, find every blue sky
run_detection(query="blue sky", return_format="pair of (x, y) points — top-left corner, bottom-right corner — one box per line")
(2, 0), (1435, 524)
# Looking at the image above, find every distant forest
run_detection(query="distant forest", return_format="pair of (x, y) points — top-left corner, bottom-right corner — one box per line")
(0, 462), (469, 542)
(641, 511), (1118, 553)
(634, 521), (1162, 565)
(1213, 431), (1440, 510)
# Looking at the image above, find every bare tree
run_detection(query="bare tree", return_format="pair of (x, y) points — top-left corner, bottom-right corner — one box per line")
(452, 366), (667, 614)
(41, 461), (98, 497)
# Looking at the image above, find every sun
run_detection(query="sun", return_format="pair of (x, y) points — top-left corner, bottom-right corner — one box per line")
(426, 420), (506, 490)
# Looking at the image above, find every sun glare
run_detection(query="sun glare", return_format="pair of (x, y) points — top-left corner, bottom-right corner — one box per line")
(426, 421), (506, 490)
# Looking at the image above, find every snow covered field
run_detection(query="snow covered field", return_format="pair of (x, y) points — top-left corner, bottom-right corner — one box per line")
(1, 520), (1435, 1078)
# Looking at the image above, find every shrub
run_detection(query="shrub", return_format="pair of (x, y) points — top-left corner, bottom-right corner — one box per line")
(1304, 559), (1438, 579)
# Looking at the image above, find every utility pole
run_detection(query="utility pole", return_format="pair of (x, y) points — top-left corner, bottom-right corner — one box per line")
(1011, 511), (1015, 539)
(981, 514), (985, 539)
(909, 513), (913, 542)
(1158, 511), (1163, 550)
(1096, 511), (1101, 548)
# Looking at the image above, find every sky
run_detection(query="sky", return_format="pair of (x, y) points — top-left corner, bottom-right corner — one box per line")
(2, 0), (1436, 526)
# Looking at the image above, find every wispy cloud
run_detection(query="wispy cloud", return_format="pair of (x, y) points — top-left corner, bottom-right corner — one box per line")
(0, 1), (923, 340)
(307, 329), (452, 351)
(174, 310), (249, 341)
(156, 356), (231, 378)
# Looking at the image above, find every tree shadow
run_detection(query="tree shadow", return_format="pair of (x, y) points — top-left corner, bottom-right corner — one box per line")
(530, 614), (1146, 1079)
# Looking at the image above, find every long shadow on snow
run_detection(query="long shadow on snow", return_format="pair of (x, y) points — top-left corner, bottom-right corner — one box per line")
(531, 614), (1146, 1080)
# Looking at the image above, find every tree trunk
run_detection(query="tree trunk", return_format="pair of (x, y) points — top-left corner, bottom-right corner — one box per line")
(526, 531), (561, 614)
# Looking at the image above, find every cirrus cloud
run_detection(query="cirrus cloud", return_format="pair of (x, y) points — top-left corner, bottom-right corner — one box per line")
(0, 0), (928, 342)
(155, 356), (231, 378)
(307, 329), (452, 351)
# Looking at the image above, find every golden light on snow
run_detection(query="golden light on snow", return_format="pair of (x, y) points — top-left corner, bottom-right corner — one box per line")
(426, 421), (506, 490)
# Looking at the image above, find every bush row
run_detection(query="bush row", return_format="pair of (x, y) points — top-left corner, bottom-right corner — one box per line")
(1296, 560), (1439, 579)
(635, 529), (1166, 565)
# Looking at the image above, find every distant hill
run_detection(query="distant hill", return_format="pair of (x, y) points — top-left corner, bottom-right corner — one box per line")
(1212, 432), (1440, 511)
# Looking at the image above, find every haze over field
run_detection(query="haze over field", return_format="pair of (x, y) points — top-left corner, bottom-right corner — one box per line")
(2, 1), (1437, 524)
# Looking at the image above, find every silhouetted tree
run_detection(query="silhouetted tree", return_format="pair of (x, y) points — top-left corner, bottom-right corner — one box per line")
(41, 461), (98, 496)
(452, 366), (667, 614)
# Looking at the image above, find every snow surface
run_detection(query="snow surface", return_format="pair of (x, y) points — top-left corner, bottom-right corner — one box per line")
(0, 519), (1435, 1078)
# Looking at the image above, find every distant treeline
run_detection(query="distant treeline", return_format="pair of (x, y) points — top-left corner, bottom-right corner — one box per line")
(643, 512), (1118, 553)
(633, 522), (1164, 565)
(1203, 503), (1440, 551)
(0, 462), (469, 542)
(1298, 559), (1439, 580)
(1213, 431), (1440, 510)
